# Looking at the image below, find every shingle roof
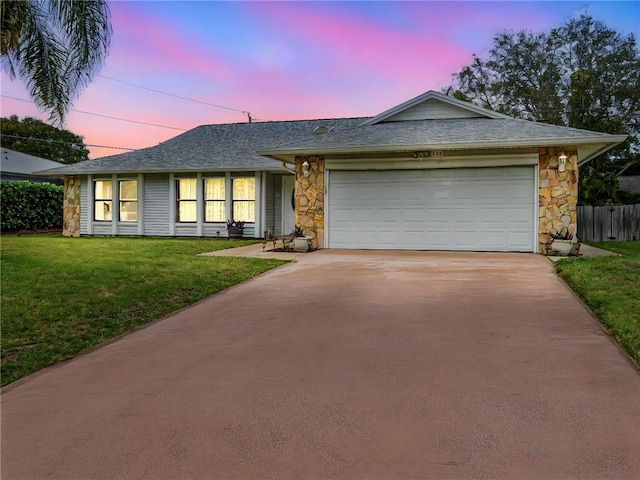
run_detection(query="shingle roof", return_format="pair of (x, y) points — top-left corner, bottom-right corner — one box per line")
(1, 148), (65, 175)
(260, 117), (626, 156)
(619, 176), (640, 194)
(41, 118), (365, 175)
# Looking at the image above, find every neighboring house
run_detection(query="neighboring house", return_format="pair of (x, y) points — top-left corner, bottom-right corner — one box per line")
(1, 147), (65, 184)
(617, 162), (640, 195)
(41, 91), (625, 254)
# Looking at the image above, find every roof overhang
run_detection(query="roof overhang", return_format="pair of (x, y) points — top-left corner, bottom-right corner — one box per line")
(259, 135), (628, 163)
(34, 165), (293, 177)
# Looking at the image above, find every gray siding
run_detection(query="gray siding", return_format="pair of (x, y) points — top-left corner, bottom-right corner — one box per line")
(274, 175), (284, 236)
(92, 223), (112, 235)
(175, 224), (198, 236)
(77, 171), (274, 238)
(80, 176), (89, 235)
(264, 173), (286, 236)
(203, 224), (227, 238)
(143, 174), (170, 236)
(265, 172), (275, 235)
(386, 99), (483, 122)
(117, 223), (138, 236)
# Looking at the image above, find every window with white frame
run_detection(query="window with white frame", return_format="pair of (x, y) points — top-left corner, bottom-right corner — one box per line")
(119, 180), (138, 222)
(94, 180), (112, 221)
(176, 178), (197, 222)
(232, 177), (255, 222)
(204, 177), (225, 222)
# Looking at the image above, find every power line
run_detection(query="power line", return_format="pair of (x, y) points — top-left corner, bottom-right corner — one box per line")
(96, 74), (259, 121)
(96, 74), (268, 122)
(1, 133), (136, 151)
(1, 95), (188, 131)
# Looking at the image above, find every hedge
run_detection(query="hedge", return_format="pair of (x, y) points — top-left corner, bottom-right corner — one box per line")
(0, 181), (63, 231)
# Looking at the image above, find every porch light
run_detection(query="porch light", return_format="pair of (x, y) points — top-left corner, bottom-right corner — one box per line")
(558, 152), (568, 172)
(302, 160), (310, 177)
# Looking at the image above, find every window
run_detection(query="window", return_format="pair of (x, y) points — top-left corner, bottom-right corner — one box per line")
(176, 178), (197, 222)
(119, 180), (138, 222)
(232, 177), (255, 222)
(204, 177), (225, 222)
(94, 180), (112, 221)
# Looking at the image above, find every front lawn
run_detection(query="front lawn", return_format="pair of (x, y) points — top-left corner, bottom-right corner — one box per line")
(554, 241), (640, 364)
(1, 235), (286, 386)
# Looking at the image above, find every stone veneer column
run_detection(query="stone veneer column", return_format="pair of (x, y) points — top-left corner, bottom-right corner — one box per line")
(295, 155), (325, 249)
(538, 147), (578, 254)
(63, 175), (81, 237)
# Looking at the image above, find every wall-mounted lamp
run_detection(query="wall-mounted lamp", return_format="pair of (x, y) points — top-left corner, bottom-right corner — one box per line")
(302, 160), (310, 177)
(558, 152), (568, 172)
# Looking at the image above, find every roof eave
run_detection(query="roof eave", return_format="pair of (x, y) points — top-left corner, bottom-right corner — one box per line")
(34, 165), (291, 176)
(577, 137), (627, 166)
(260, 135), (628, 157)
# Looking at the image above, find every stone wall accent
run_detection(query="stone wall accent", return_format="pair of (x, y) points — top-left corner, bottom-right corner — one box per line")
(63, 175), (81, 237)
(295, 155), (325, 249)
(538, 147), (578, 254)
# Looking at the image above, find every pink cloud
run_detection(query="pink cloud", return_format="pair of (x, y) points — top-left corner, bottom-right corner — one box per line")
(245, 3), (469, 89)
(107, 3), (235, 81)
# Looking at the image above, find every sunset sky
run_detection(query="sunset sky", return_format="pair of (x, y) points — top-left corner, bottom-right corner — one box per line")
(1, 1), (638, 159)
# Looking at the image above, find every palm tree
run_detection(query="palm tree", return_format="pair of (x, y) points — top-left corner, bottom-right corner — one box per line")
(1, 0), (111, 125)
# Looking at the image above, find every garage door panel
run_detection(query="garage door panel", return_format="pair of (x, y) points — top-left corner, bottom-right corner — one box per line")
(330, 208), (355, 223)
(328, 167), (535, 251)
(508, 232), (533, 248)
(426, 186), (450, 199)
(378, 208), (403, 221)
(428, 209), (452, 221)
(496, 207), (532, 222)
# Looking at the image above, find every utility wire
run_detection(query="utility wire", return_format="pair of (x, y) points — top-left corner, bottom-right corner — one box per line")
(1, 95), (188, 131)
(1, 133), (136, 151)
(96, 74), (259, 121)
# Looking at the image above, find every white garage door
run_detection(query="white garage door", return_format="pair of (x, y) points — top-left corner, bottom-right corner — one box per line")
(327, 166), (535, 251)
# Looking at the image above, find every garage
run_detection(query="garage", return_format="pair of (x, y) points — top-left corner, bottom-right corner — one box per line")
(259, 90), (625, 254)
(327, 166), (536, 251)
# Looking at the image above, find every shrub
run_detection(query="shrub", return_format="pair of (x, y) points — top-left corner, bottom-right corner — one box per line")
(0, 181), (63, 231)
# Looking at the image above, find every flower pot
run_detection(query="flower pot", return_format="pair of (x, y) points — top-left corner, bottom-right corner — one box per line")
(293, 236), (311, 252)
(551, 239), (573, 256)
(227, 227), (244, 239)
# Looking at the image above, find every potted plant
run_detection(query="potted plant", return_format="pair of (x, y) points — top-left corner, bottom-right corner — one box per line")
(548, 227), (580, 256)
(292, 225), (312, 252)
(226, 219), (245, 239)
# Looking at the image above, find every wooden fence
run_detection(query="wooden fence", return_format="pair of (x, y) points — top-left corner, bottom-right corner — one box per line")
(577, 204), (640, 242)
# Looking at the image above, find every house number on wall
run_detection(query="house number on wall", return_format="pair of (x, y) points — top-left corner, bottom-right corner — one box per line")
(431, 150), (444, 158)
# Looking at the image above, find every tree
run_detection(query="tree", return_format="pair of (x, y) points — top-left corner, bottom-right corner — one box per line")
(0, 0), (111, 125)
(446, 14), (640, 204)
(1, 115), (89, 164)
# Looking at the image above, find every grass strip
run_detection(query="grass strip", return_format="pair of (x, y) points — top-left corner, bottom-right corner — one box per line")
(1, 235), (286, 386)
(554, 241), (640, 364)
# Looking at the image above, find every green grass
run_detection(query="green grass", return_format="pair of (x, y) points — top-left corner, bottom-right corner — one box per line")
(1, 235), (286, 386)
(554, 241), (640, 364)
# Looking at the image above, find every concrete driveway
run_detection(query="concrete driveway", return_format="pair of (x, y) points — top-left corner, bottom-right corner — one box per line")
(2, 251), (639, 479)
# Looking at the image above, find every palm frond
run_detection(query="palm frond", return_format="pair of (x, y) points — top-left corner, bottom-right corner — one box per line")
(0, 0), (111, 125)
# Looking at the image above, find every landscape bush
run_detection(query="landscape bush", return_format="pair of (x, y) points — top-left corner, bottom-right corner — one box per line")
(0, 181), (63, 231)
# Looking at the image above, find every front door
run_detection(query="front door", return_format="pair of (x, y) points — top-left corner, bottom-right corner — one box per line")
(282, 175), (295, 236)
